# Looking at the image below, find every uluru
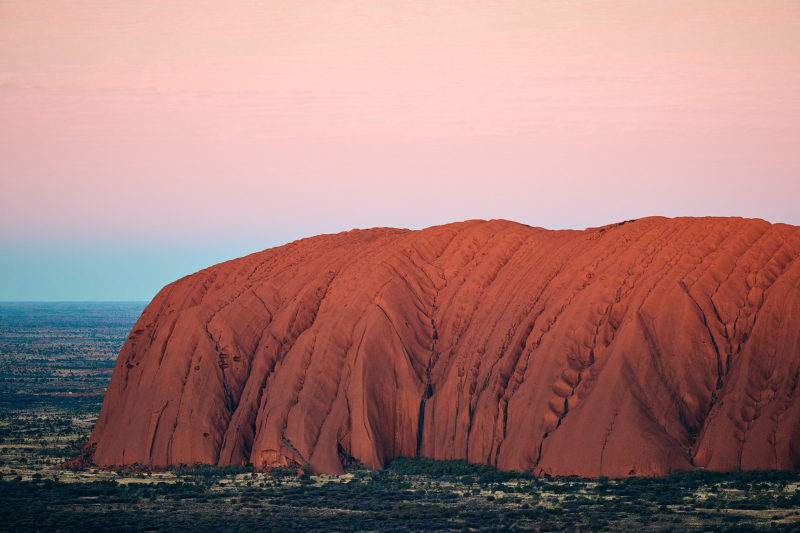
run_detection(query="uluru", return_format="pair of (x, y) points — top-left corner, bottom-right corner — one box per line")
(88, 217), (800, 478)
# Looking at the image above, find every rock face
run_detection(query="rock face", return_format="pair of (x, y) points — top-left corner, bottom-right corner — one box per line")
(89, 217), (800, 477)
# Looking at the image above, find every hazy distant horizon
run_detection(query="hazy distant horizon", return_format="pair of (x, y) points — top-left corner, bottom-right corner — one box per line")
(2, 1), (798, 301)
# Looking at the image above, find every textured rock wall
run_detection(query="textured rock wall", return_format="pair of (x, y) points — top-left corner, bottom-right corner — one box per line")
(89, 217), (800, 476)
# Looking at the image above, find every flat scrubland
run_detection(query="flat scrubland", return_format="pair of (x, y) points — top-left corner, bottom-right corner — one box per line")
(1, 303), (799, 532)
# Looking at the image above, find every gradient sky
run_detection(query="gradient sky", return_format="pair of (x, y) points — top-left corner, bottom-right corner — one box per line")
(2, 1), (799, 301)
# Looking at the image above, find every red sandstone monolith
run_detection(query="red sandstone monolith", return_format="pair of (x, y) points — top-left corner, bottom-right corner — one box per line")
(88, 217), (800, 476)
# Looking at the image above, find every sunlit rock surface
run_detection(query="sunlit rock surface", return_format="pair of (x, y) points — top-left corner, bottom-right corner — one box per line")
(89, 217), (800, 476)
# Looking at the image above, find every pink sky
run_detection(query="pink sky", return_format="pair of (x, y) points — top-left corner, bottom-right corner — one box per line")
(2, 0), (799, 250)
